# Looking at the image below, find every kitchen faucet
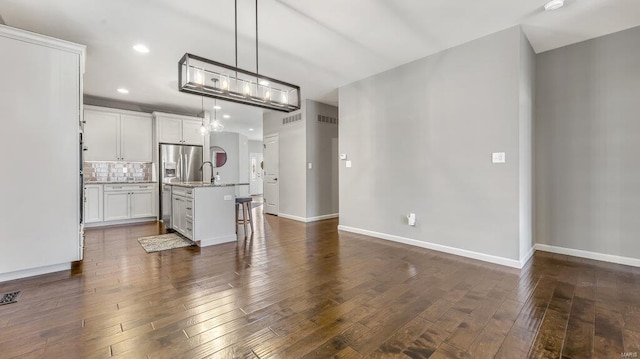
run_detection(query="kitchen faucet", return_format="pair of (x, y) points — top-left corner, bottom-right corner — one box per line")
(199, 161), (214, 183)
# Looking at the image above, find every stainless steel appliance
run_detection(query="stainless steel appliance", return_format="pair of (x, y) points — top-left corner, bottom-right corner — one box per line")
(159, 143), (203, 228)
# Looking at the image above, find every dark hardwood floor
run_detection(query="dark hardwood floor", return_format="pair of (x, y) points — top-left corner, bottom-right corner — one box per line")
(1, 207), (639, 358)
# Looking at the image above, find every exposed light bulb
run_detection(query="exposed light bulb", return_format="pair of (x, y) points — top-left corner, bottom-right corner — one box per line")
(259, 80), (269, 86)
(210, 119), (224, 132)
(222, 79), (229, 90)
(200, 123), (209, 135)
(281, 92), (288, 104)
(264, 90), (271, 101)
(244, 83), (251, 96)
(194, 70), (204, 85)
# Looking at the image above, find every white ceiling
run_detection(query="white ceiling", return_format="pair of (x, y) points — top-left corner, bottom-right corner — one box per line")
(2, 0), (639, 140)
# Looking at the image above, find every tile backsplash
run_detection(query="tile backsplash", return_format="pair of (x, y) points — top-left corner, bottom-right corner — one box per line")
(84, 162), (153, 183)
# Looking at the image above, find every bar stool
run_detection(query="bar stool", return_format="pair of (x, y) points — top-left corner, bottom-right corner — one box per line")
(235, 197), (254, 235)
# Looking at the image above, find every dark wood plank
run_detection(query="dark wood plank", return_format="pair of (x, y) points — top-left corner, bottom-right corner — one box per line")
(0, 210), (638, 358)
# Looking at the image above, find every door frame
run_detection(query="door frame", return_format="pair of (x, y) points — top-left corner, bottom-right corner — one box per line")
(263, 134), (279, 215)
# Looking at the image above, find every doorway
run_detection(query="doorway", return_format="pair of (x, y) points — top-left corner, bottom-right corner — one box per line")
(263, 134), (279, 215)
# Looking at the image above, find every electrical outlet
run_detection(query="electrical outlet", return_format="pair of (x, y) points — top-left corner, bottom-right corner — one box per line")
(407, 213), (416, 226)
(346, 161), (352, 168)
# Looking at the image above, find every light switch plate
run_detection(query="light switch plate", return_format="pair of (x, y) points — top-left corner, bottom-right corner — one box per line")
(492, 152), (506, 164)
(346, 161), (352, 168)
(308, 162), (313, 170)
(339, 154), (347, 160)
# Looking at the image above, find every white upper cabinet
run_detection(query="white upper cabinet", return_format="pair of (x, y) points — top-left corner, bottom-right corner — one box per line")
(84, 110), (119, 161)
(84, 106), (153, 162)
(121, 114), (153, 162)
(182, 120), (204, 145)
(154, 112), (204, 146)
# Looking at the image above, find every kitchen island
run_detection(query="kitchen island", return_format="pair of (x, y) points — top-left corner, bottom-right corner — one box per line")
(166, 182), (249, 247)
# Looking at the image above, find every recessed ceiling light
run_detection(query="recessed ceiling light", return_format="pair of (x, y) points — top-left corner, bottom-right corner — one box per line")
(544, 0), (564, 11)
(213, 105), (222, 110)
(133, 44), (150, 53)
(223, 114), (230, 119)
(258, 80), (269, 86)
(117, 88), (129, 94)
(248, 128), (254, 131)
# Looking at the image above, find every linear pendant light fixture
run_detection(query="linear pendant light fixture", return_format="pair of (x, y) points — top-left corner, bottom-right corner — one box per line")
(178, 0), (301, 112)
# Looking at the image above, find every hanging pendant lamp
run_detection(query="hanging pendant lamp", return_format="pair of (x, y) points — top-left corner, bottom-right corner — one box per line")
(178, 0), (300, 112)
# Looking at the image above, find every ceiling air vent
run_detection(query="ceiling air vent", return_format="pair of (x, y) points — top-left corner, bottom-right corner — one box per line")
(318, 115), (338, 125)
(282, 113), (302, 125)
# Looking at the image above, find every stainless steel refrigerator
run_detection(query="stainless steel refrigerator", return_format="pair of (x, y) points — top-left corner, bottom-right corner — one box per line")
(159, 143), (203, 229)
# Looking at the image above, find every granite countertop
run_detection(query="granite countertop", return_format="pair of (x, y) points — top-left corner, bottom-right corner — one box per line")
(168, 182), (250, 188)
(85, 181), (156, 185)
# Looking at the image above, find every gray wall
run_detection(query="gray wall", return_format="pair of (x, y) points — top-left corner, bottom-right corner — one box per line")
(519, 31), (535, 260)
(210, 131), (240, 184)
(306, 100), (339, 218)
(339, 26), (533, 261)
(264, 106), (307, 218)
(535, 26), (640, 259)
(248, 140), (263, 155)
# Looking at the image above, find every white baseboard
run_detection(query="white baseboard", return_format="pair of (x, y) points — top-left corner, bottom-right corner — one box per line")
(306, 213), (339, 223)
(0, 263), (71, 283)
(520, 246), (536, 266)
(338, 225), (525, 269)
(535, 244), (640, 268)
(85, 217), (157, 228)
(198, 234), (238, 248)
(278, 213), (307, 222)
(279, 213), (339, 223)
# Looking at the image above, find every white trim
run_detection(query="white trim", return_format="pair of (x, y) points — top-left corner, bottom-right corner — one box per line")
(338, 225), (524, 268)
(0, 24), (85, 56)
(198, 234), (238, 247)
(306, 213), (339, 222)
(535, 244), (640, 268)
(0, 263), (71, 283)
(520, 245), (535, 266)
(278, 213), (307, 222)
(85, 217), (157, 228)
(278, 213), (339, 223)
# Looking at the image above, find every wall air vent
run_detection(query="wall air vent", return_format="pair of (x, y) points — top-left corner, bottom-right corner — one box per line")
(282, 113), (302, 125)
(0, 291), (21, 305)
(317, 115), (338, 125)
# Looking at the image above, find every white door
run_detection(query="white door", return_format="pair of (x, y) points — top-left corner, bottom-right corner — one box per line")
(104, 192), (130, 221)
(84, 110), (119, 161)
(250, 153), (264, 195)
(130, 191), (155, 218)
(120, 114), (153, 162)
(263, 134), (279, 215)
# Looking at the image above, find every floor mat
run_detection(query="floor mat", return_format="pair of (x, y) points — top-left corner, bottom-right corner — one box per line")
(137, 233), (195, 253)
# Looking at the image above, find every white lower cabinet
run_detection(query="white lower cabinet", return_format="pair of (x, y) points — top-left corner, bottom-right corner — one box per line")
(104, 191), (130, 221)
(172, 191), (194, 240)
(131, 191), (155, 218)
(86, 184), (157, 226)
(84, 185), (103, 223)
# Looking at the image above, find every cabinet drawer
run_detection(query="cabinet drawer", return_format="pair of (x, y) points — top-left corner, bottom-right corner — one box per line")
(104, 184), (156, 192)
(184, 220), (193, 239)
(172, 187), (194, 198)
